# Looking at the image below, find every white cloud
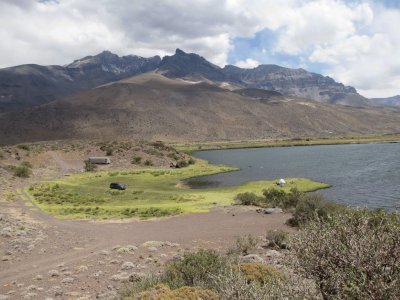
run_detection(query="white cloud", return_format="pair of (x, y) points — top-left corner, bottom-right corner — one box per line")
(0, 0), (399, 97)
(235, 58), (260, 68)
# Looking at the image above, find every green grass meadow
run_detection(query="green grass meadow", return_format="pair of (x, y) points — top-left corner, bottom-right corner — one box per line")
(27, 160), (330, 220)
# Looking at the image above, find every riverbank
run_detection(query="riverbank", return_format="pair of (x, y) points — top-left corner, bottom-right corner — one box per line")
(172, 133), (400, 154)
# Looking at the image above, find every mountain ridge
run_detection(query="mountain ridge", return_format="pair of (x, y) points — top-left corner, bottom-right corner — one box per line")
(0, 49), (372, 112)
(1, 72), (399, 146)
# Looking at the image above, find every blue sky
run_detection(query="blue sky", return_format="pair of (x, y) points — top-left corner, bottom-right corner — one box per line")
(0, 0), (399, 97)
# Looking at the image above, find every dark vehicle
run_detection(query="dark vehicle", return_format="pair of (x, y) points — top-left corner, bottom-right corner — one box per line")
(109, 183), (127, 190)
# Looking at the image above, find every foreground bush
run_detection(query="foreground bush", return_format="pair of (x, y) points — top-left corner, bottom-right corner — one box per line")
(291, 208), (400, 299)
(236, 263), (286, 284)
(164, 249), (228, 288)
(131, 284), (218, 300)
(288, 193), (345, 227)
(266, 230), (289, 249)
(227, 235), (260, 256)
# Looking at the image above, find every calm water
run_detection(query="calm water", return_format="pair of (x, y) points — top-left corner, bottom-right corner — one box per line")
(191, 143), (400, 209)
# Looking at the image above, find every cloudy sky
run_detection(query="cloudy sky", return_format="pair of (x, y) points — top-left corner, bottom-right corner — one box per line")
(1, 0), (399, 98)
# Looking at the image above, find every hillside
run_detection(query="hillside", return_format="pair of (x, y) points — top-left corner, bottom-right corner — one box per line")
(0, 49), (372, 112)
(1, 73), (399, 145)
(369, 95), (400, 107)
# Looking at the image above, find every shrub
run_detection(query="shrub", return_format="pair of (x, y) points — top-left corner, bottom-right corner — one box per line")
(16, 144), (30, 151)
(144, 159), (153, 166)
(132, 156), (142, 164)
(105, 147), (113, 156)
(176, 159), (189, 168)
(288, 193), (345, 227)
(234, 192), (260, 206)
(164, 249), (228, 288)
(20, 161), (33, 168)
(13, 165), (31, 177)
(227, 235), (260, 256)
(291, 208), (400, 299)
(188, 157), (196, 165)
(262, 188), (287, 207)
(266, 230), (289, 249)
(84, 160), (97, 172)
(236, 263), (286, 284)
(132, 284), (219, 300)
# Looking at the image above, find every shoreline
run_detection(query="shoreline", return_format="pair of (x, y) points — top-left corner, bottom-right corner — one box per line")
(172, 133), (400, 154)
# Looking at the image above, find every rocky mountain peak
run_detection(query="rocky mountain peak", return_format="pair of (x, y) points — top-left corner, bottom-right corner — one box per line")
(157, 49), (224, 81)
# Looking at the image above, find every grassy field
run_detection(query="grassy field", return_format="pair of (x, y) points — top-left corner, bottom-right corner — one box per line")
(26, 160), (329, 220)
(172, 134), (400, 154)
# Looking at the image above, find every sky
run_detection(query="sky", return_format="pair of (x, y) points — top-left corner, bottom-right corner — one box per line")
(0, 0), (399, 98)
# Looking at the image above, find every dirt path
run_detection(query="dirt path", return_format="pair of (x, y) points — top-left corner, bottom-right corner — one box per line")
(0, 187), (292, 299)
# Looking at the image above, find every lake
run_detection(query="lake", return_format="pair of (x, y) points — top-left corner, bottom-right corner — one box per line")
(190, 143), (400, 209)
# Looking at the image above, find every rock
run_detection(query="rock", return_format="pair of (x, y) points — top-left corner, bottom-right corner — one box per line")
(265, 250), (283, 257)
(241, 254), (265, 264)
(61, 277), (75, 284)
(264, 208), (283, 214)
(26, 285), (38, 292)
(34, 274), (43, 281)
(76, 265), (88, 273)
(148, 247), (158, 252)
(110, 272), (130, 282)
(115, 245), (137, 254)
(109, 259), (119, 265)
(121, 261), (135, 270)
(96, 290), (118, 300)
(0, 294), (10, 300)
(22, 293), (37, 299)
(48, 270), (60, 277)
(100, 250), (110, 256)
(141, 241), (166, 248)
(93, 271), (104, 278)
(1, 256), (10, 261)
(128, 272), (144, 283)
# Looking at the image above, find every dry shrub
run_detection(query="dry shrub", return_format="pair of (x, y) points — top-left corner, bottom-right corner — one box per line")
(266, 230), (289, 249)
(227, 235), (260, 256)
(132, 284), (218, 300)
(291, 208), (400, 299)
(235, 263), (286, 284)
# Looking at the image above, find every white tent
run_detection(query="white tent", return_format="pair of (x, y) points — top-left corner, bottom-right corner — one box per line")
(279, 178), (286, 185)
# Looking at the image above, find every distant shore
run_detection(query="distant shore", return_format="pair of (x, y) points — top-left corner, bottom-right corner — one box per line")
(172, 133), (400, 154)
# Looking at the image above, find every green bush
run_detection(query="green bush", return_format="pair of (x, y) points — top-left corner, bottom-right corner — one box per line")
(266, 230), (289, 249)
(227, 235), (260, 256)
(164, 249), (228, 288)
(13, 165), (31, 177)
(288, 193), (345, 227)
(84, 160), (97, 172)
(188, 157), (196, 165)
(105, 148), (113, 156)
(291, 208), (400, 299)
(234, 192), (260, 206)
(176, 159), (189, 168)
(20, 161), (33, 168)
(16, 144), (30, 151)
(262, 188), (288, 207)
(144, 159), (153, 166)
(132, 156), (142, 164)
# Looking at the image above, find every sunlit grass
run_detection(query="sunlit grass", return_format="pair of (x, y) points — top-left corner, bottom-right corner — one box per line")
(27, 160), (329, 220)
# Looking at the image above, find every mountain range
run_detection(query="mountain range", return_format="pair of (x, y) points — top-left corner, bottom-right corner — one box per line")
(0, 49), (399, 145)
(0, 49), (381, 112)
